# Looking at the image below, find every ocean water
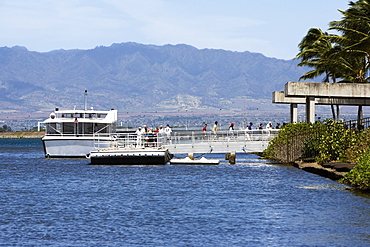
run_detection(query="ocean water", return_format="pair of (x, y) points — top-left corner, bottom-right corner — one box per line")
(0, 139), (369, 246)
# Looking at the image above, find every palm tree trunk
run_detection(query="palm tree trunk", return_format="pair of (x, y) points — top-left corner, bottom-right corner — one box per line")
(336, 105), (340, 120)
(331, 105), (336, 121)
(357, 105), (363, 129)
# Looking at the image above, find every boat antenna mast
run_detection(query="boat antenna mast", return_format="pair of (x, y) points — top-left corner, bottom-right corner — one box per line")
(84, 90), (88, 110)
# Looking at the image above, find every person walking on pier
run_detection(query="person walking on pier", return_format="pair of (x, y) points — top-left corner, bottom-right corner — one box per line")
(158, 125), (164, 134)
(213, 121), (218, 137)
(203, 124), (207, 136)
(164, 124), (172, 144)
(266, 122), (272, 136)
(135, 127), (142, 147)
(228, 123), (235, 137)
(246, 122), (253, 140)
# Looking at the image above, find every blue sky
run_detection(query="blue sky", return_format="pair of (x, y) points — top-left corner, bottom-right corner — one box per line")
(0, 0), (350, 60)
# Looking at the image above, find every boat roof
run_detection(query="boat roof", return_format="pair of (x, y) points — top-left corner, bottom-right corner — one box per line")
(43, 109), (117, 124)
(52, 109), (114, 114)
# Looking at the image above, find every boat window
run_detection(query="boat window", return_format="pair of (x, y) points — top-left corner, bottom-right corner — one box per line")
(77, 124), (83, 135)
(63, 123), (74, 134)
(95, 123), (109, 133)
(62, 113), (73, 118)
(84, 123), (94, 134)
(46, 123), (58, 134)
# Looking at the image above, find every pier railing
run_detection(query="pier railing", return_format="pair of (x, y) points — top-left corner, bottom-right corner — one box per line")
(170, 129), (278, 145)
(167, 129), (279, 154)
(94, 133), (166, 150)
(273, 129), (319, 163)
(93, 129), (279, 153)
(343, 117), (370, 130)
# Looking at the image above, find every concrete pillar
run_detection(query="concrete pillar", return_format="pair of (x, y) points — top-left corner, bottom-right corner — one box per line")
(290, 103), (298, 123)
(225, 151), (236, 164)
(188, 153), (194, 160)
(305, 97), (315, 123)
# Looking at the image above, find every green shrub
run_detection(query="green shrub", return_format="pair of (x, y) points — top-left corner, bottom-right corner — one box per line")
(264, 119), (369, 190)
(264, 119), (359, 164)
(314, 119), (358, 164)
(340, 150), (370, 190)
(345, 128), (370, 162)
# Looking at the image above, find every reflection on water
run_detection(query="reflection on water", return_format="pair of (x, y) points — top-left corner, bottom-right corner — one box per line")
(350, 188), (370, 198)
(0, 139), (369, 246)
(298, 184), (351, 190)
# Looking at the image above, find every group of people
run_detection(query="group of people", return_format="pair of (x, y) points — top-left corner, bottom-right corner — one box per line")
(202, 121), (225, 136)
(247, 122), (281, 137)
(135, 124), (171, 135)
(135, 124), (172, 146)
(202, 122), (237, 137)
(202, 121), (280, 133)
(253, 122), (281, 130)
(203, 121), (220, 136)
(201, 120), (284, 140)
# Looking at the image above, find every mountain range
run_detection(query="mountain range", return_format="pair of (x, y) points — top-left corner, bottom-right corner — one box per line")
(0, 42), (308, 117)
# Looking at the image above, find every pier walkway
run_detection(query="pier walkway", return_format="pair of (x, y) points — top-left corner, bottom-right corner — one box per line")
(108, 129), (278, 154)
(164, 129), (277, 154)
(98, 129), (278, 156)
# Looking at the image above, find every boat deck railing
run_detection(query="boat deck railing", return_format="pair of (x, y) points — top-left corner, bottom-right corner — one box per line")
(45, 133), (113, 137)
(94, 133), (167, 150)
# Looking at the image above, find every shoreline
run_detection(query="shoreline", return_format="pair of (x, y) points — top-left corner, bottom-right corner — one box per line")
(0, 132), (44, 139)
(293, 160), (356, 181)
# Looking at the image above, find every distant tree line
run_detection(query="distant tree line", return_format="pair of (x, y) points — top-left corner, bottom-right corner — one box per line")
(0, 124), (12, 132)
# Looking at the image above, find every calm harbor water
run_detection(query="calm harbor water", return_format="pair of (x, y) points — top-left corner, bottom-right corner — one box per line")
(0, 139), (369, 246)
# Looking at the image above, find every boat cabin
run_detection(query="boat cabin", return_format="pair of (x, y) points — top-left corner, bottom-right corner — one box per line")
(44, 108), (117, 137)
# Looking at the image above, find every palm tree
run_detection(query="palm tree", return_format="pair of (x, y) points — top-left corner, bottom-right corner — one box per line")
(295, 28), (343, 120)
(329, 0), (370, 127)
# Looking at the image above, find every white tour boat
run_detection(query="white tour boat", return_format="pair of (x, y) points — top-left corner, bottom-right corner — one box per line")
(42, 107), (117, 158)
(42, 92), (118, 158)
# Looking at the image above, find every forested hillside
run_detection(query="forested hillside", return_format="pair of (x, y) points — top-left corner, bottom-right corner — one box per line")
(0, 43), (307, 115)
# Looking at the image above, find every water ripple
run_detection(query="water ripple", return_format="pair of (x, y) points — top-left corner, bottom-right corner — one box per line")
(0, 139), (369, 246)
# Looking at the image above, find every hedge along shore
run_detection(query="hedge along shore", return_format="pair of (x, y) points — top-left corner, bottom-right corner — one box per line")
(0, 132), (44, 139)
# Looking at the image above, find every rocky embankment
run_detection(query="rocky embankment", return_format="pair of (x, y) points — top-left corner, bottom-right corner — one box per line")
(294, 160), (356, 180)
(0, 132), (44, 139)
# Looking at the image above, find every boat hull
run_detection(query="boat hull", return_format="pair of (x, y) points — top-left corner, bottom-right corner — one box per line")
(89, 148), (173, 165)
(42, 137), (112, 158)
